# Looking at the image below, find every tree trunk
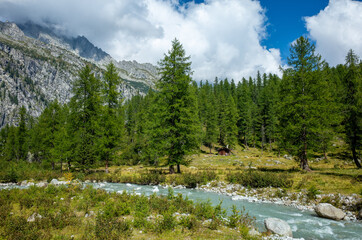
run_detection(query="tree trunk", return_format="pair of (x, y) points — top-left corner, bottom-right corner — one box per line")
(169, 165), (175, 174)
(352, 147), (361, 168)
(261, 124), (265, 153)
(67, 159), (71, 171)
(323, 151), (328, 160)
(51, 161), (55, 170)
(105, 159), (109, 173)
(244, 136), (249, 150)
(60, 161), (63, 173)
(301, 143), (311, 171)
(269, 139), (272, 152)
(177, 164), (181, 173)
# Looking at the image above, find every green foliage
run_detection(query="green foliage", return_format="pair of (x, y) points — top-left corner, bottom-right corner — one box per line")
(228, 205), (255, 229)
(69, 65), (102, 170)
(307, 185), (320, 200)
(279, 36), (338, 170)
(342, 50), (362, 168)
(152, 38), (200, 173)
(95, 214), (132, 240)
(226, 170), (293, 188)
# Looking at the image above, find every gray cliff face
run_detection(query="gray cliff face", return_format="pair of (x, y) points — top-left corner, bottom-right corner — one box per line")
(0, 21), (158, 128)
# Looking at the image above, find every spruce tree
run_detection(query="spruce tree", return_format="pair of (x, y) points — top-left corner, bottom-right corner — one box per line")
(154, 39), (200, 173)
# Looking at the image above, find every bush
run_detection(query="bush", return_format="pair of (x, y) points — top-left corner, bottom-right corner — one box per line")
(226, 170), (293, 188)
(180, 215), (199, 231)
(156, 207), (176, 232)
(135, 171), (166, 185)
(307, 185), (320, 200)
(172, 171), (218, 188)
(228, 205), (255, 229)
(95, 215), (132, 240)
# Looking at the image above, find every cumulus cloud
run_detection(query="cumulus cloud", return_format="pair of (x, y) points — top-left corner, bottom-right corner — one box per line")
(0, 0), (282, 80)
(305, 0), (362, 65)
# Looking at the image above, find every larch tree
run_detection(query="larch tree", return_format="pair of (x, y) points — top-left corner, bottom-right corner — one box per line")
(343, 49), (362, 168)
(154, 38), (200, 174)
(279, 36), (330, 171)
(99, 62), (123, 173)
(69, 65), (102, 171)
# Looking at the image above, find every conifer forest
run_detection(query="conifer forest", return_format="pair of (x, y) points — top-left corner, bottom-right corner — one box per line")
(0, 37), (361, 174)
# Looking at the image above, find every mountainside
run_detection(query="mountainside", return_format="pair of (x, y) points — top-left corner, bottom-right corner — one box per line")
(0, 21), (158, 128)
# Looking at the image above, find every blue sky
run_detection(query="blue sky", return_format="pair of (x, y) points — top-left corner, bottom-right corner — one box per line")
(0, 0), (361, 80)
(180, 0), (330, 63)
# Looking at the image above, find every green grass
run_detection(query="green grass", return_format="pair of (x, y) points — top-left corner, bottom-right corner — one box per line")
(0, 185), (258, 240)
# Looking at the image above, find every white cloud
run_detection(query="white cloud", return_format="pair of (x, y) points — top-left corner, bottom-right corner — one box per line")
(305, 0), (362, 65)
(0, 0), (282, 81)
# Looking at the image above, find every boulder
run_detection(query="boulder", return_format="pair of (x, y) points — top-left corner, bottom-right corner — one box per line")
(314, 203), (345, 220)
(50, 179), (67, 185)
(264, 218), (293, 237)
(27, 213), (42, 222)
(36, 181), (48, 187)
(20, 180), (28, 186)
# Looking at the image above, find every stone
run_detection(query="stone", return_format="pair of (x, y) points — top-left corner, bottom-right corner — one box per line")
(20, 180), (28, 186)
(264, 217), (293, 237)
(358, 209), (362, 220)
(36, 181), (48, 187)
(314, 203), (345, 220)
(248, 228), (261, 237)
(27, 213), (42, 222)
(50, 179), (67, 185)
(50, 179), (60, 185)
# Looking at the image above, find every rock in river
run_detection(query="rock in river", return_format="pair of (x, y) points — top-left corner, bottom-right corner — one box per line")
(264, 217), (293, 237)
(314, 203), (345, 220)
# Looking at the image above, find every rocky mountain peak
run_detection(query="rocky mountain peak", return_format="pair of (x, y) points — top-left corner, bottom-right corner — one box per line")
(0, 21), (24, 41)
(17, 21), (110, 62)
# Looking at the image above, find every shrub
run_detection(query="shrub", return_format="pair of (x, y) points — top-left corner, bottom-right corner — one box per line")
(95, 215), (132, 240)
(226, 170), (293, 188)
(180, 215), (199, 231)
(177, 171), (218, 188)
(135, 171), (166, 185)
(228, 205), (255, 229)
(156, 207), (176, 232)
(307, 185), (320, 200)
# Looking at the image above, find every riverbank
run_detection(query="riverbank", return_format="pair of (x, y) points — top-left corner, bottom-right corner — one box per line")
(195, 180), (361, 221)
(2, 179), (362, 239)
(0, 182), (260, 240)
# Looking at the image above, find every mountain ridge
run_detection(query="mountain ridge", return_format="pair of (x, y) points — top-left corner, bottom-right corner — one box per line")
(0, 21), (159, 128)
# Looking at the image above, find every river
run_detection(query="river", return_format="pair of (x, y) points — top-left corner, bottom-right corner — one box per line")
(1, 182), (361, 239)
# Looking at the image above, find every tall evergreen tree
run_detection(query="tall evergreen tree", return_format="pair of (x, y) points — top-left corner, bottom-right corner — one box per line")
(154, 39), (200, 173)
(17, 106), (27, 161)
(99, 63), (123, 173)
(279, 36), (328, 171)
(343, 50), (362, 168)
(69, 65), (102, 171)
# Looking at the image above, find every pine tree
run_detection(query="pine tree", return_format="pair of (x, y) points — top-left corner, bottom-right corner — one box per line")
(343, 50), (362, 168)
(237, 78), (254, 149)
(36, 100), (62, 169)
(17, 106), (27, 161)
(99, 63), (123, 173)
(203, 83), (218, 153)
(154, 39), (200, 173)
(279, 36), (330, 171)
(69, 65), (102, 171)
